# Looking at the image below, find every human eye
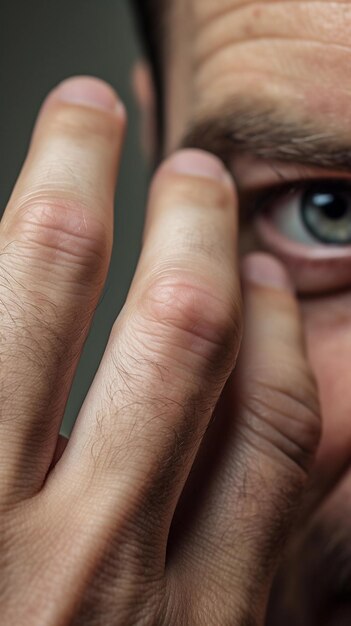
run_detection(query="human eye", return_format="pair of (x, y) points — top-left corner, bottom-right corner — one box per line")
(248, 178), (351, 294)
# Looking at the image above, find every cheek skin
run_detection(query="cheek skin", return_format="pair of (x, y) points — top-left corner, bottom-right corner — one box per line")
(301, 293), (351, 481)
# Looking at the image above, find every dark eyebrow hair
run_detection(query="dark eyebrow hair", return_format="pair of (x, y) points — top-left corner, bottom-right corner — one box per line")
(180, 99), (351, 172)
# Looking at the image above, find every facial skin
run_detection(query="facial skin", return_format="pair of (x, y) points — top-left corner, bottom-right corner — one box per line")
(148, 1), (351, 622)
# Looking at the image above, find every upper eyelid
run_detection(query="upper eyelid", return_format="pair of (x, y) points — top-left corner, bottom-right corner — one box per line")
(231, 154), (351, 198)
(238, 176), (351, 223)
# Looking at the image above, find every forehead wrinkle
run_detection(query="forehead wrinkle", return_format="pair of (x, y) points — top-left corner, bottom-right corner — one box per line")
(195, 37), (351, 77)
(165, 0), (351, 155)
(194, 0), (351, 30)
(193, 1), (351, 72)
(180, 99), (351, 171)
(193, 41), (351, 98)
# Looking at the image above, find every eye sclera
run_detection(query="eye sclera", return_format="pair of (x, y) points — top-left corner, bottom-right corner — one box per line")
(255, 214), (351, 294)
(253, 181), (351, 295)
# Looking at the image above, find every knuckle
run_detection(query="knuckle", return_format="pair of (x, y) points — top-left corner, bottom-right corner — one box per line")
(138, 273), (242, 363)
(242, 363), (321, 474)
(7, 198), (109, 280)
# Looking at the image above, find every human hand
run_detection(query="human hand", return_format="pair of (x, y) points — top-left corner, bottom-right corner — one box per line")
(0, 76), (320, 625)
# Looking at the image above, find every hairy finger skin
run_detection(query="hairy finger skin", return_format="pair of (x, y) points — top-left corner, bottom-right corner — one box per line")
(164, 255), (321, 626)
(0, 77), (125, 502)
(58, 150), (241, 518)
(0, 151), (242, 626)
(27, 151), (242, 624)
(0, 137), (314, 623)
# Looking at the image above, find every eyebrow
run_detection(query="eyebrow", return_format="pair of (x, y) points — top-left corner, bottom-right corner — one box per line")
(180, 99), (351, 172)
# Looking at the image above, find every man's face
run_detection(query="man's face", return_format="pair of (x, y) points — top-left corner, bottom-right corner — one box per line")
(160, 1), (351, 622)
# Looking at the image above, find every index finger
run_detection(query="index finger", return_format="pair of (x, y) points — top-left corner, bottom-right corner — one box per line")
(52, 150), (241, 552)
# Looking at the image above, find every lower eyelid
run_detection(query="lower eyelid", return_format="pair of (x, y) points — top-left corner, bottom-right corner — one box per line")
(255, 214), (351, 294)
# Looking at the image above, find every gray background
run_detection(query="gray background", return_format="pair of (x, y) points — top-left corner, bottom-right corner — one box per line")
(0, 1), (148, 433)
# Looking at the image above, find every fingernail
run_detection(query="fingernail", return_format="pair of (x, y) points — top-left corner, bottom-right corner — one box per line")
(54, 76), (120, 112)
(164, 149), (232, 183)
(241, 253), (294, 292)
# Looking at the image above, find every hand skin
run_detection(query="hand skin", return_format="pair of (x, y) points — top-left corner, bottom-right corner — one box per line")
(0, 76), (320, 626)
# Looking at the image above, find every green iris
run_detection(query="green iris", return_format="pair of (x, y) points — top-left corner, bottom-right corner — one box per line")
(301, 184), (351, 245)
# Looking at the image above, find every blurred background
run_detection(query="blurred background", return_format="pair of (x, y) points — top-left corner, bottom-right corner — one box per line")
(0, 1), (148, 433)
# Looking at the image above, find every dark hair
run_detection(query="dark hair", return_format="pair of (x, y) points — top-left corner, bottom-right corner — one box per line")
(131, 0), (165, 143)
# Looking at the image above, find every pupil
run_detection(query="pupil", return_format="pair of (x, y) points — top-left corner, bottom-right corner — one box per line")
(312, 192), (347, 221)
(301, 184), (351, 245)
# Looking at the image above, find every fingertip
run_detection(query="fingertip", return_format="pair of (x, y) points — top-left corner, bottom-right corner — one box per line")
(241, 253), (294, 293)
(157, 149), (234, 187)
(40, 76), (126, 120)
(53, 76), (120, 111)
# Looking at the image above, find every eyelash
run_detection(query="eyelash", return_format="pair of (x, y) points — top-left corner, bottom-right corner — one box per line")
(243, 177), (351, 222)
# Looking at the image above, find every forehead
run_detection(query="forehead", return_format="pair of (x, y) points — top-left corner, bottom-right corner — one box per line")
(165, 0), (351, 152)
